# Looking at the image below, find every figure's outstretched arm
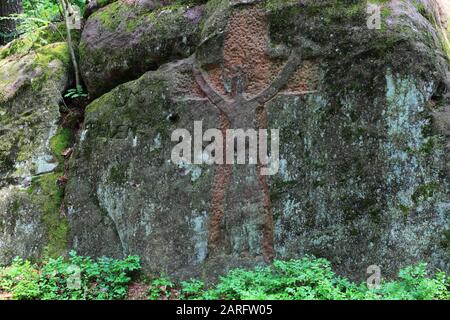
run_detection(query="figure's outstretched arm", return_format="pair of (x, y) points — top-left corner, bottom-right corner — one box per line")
(252, 48), (302, 104)
(192, 64), (227, 109)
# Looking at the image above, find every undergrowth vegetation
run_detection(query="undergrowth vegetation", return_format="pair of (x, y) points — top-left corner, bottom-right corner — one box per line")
(5, 0), (86, 39)
(1, 0), (449, 303)
(1, 255), (448, 300)
(23, 0), (86, 21)
(0, 251), (140, 300)
(148, 257), (450, 300)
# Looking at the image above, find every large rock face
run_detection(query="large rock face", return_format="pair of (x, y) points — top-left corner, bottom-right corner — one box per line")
(65, 0), (450, 280)
(0, 31), (71, 263)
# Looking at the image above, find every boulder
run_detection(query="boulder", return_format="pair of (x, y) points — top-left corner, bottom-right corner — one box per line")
(66, 0), (450, 280)
(0, 35), (71, 263)
(79, 0), (204, 98)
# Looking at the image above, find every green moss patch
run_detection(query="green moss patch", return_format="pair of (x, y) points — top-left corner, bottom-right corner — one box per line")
(25, 126), (74, 258)
(28, 172), (68, 259)
(50, 128), (73, 165)
(30, 42), (70, 91)
(0, 22), (77, 61)
(33, 42), (70, 68)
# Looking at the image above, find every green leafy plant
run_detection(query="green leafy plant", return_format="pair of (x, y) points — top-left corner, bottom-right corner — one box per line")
(1, 255), (448, 300)
(23, 0), (62, 22)
(200, 257), (354, 300)
(0, 252), (140, 300)
(197, 258), (449, 300)
(64, 86), (88, 99)
(147, 276), (175, 300)
(363, 263), (450, 300)
(0, 257), (40, 300)
(0, 0), (64, 45)
(148, 257), (449, 301)
(39, 251), (141, 300)
(180, 279), (205, 299)
(22, 0), (87, 20)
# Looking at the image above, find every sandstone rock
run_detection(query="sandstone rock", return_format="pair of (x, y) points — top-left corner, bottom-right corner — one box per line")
(1, 0), (449, 281)
(66, 0), (450, 280)
(84, 0), (200, 18)
(79, 0), (204, 98)
(0, 38), (71, 263)
(433, 105), (450, 149)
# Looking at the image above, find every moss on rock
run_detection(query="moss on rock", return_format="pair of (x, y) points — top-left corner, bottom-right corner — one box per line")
(0, 30), (71, 264)
(80, 0), (204, 97)
(0, 22), (79, 61)
(28, 172), (68, 258)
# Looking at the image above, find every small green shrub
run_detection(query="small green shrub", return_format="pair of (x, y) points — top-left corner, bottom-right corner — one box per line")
(201, 257), (354, 300)
(0, 252), (141, 300)
(146, 257), (449, 300)
(0, 258), (40, 300)
(363, 263), (450, 300)
(64, 86), (88, 99)
(39, 251), (141, 300)
(1, 255), (448, 300)
(180, 279), (205, 300)
(147, 276), (175, 300)
(198, 258), (449, 300)
(23, 0), (87, 21)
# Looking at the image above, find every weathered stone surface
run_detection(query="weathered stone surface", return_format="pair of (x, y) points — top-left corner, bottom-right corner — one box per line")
(0, 39), (71, 264)
(67, 58), (220, 277)
(0, 188), (45, 264)
(66, 0), (450, 280)
(433, 105), (450, 149)
(0, 0), (448, 281)
(79, 0), (204, 98)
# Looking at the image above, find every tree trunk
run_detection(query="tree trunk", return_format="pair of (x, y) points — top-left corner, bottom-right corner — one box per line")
(0, 0), (23, 45)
